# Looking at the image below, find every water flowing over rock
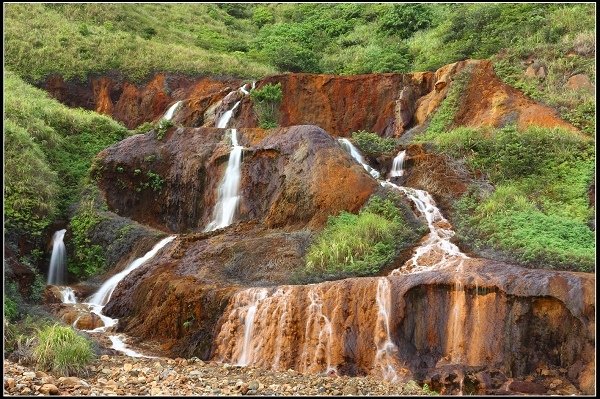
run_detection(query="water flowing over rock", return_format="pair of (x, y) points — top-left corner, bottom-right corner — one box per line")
(47, 229), (66, 285)
(162, 100), (182, 121)
(389, 150), (406, 178)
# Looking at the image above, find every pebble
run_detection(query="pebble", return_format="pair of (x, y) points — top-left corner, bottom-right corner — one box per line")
(39, 383), (59, 395)
(3, 356), (582, 396)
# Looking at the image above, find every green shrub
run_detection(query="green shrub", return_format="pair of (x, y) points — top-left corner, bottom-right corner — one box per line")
(250, 82), (283, 129)
(33, 324), (94, 376)
(378, 4), (433, 38)
(68, 196), (106, 279)
(4, 296), (18, 321)
(437, 125), (595, 272)
(297, 195), (422, 282)
(156, 119), (173, 140)
(350, 131), (397, 157)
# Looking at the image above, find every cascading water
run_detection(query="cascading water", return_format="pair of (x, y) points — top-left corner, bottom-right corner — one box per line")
(373, 278), (399, 382)
(47, 229), (67, 285)
(389, 150), (406, 178)
(217, 101), (241, 129)
(213, 141), (471, 380)
(59, 287), (77, 304)
(80, 235), (176, 357)
(205, 129), (243, 232)
(338, 138), (381, 179)
(237, 288), (269, 366)
(162, 100), (182, 121)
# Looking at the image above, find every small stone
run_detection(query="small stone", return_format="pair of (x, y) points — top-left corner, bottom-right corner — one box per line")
(23, 372), (36, 379)
(102, 368), (111, 374)
(150, 387), (162, 395)
(5, 378), (15, 389)
(35, 371), (48, 378)
(22, 387), (32, 394)
(39, 384), (59, 395)
(248, 380), (260, 391)
(123, 363), (133, 372)
(100, 355), (110, 361)
(240, 383), (249, 395)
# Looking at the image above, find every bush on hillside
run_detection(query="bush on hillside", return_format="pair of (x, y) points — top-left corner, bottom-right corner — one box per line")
(351, 131), (397, 157)
(250, 82), (283, 129)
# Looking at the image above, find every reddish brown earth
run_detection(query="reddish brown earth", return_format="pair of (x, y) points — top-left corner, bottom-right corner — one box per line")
(37, 59), (593, 395)
(93, 125), (378, 232)
(42, 73), (242, 129)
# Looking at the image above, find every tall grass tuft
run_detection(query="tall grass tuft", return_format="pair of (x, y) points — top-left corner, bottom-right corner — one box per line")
(33, 324), (94, 376)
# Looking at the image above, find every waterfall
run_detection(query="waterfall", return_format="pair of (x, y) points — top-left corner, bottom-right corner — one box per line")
(217, 101), (241, 129)
(87, 236), (176, 307)
(80, 235), (176, 357)
(59, 287), (77, 304)
(389, 150), (406, 177)
(162, 100), (182, 121)
(47, 229), (67, 285)
(205, 129), (244, 232)
(237, 288), (269, 366)
(338, 138), (381, 179)
(373, 278), (399, 382)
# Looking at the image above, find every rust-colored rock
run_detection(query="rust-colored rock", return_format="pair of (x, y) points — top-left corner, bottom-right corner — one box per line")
(235, 72), (434, 137)
(453, 60), (578, 132)
(41, 74), (242, 129)
(94, 125), (378, 232)
(210, 259), (594, 394)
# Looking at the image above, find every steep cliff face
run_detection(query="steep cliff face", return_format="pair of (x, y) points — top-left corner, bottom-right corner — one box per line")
(210, 260), (595, 394)
(93, 125), (378, 232)
(42, 73), (242, 129)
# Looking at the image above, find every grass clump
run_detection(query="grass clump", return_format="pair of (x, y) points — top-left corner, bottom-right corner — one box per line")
(351, 131), (397, 158)
(33, 323), (94, 376)
(296, 195), (423, 282)
(428, 125), (595, 272)
(250, 82), (282, 129)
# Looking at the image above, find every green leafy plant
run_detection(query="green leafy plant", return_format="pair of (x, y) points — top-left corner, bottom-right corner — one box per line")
(296, 195), (423, 282)
(250, 82), (283, 129)
(33, 323), (94, 376)
(156, 119), (173, 140)
(4, 296), (18, 321)
(350, 131), (397, 157)
(68, 197), (106, 278)
(146, 171), (164, 192)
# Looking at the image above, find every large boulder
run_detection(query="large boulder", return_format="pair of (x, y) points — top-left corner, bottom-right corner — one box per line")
(93, 125), (379, 232)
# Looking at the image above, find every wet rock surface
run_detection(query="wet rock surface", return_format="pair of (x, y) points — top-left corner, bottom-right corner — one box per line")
(94, 125), (378, 232)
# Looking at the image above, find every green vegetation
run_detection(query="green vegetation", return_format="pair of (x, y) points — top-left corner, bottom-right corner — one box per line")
(33, 324), (94, 376)
(250, 82), (283, 129)
(418, 66), (473, 140)
(4, 296), (18, 322)
(426, 125), (594, 271)
(156, 119), (173, 140)
(68, 194), (106, 279)
(4, 71), (128, 250)
(296, 195), (424, 282)
(4, 3), (274, 82)
(351, 131), (397, 158)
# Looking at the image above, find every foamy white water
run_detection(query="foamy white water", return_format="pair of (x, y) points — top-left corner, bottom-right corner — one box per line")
(338, 138), (381, 179)
(47, 229), (67, 285)
(59, 286), (77, 304)
(390, 150), (406, 177)
(237, 288), (269, 366)
(205, 129), (244, 232)
(374, 278), (399, 382)
(77, 236), (175, 358)
(217, 101), (241, 129)
(163, 101), (182, 121)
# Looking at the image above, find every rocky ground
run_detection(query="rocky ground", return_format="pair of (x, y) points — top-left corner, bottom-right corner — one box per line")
(3, 356), (431, 396)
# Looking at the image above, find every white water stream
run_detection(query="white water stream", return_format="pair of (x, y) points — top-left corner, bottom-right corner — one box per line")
(338, 138), (381, 179)
(59, 286), (77, 304)
(389, 150), (406, 177)
(162, 100), (182, 121)
(47, 229), (67, 285)
(78, 236), (176, 357)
